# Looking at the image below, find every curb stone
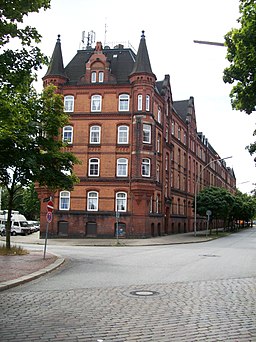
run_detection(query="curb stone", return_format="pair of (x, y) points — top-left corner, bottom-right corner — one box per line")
(0, 256), (65, 292)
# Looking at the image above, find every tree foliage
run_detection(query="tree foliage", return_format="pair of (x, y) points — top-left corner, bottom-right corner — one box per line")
(0, 0), (51, 89)
(223, 0), (256, 114)
(1, 184), (40, 220)
(223, 0), (256, 165)
(196, 186), (256, 231)
(0, 1), (80, 248)
(196, 187), (235, 222)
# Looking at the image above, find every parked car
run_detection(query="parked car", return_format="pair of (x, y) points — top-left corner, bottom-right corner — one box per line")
(0, 210), (30, 235)
(27, 220), (40, 233)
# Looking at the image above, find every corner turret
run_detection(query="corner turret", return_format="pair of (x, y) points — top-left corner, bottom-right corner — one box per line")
(43, 35), (68, 87)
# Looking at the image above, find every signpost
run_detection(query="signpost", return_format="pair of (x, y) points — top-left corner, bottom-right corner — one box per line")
(116, 211), (120, 244)
(206, 210), (212, 236)
(44, 198), (53, 259)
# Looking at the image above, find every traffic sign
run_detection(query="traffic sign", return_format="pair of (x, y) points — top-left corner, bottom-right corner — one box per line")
(47, 200), (54, 212)
(46, 211), (52, 223)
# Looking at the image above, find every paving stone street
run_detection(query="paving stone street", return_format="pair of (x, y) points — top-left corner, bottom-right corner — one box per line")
(1, 276), (256, 341)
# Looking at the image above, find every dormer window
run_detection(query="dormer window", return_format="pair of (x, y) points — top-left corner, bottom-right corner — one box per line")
(91, 71), (104, 83)
(99, 71), (104, 83)
(91, 72), (96, 83)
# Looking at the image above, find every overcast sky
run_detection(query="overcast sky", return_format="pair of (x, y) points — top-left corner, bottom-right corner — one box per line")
(24, 0), (255, 194)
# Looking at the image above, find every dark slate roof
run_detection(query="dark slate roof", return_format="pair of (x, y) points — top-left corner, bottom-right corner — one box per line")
(44, 35), (67, 79)
(130, 31), (153, 75)
(64, 46), (136, 85)
(173, 99), (189, 122)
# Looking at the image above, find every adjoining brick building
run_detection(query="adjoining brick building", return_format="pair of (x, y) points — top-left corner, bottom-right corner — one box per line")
(38, 31), (236, 238)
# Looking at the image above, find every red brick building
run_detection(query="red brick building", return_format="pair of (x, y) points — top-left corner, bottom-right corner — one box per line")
(38, 32), (236, 238)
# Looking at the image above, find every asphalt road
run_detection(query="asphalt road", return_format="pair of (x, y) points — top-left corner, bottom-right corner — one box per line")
(1, 228), (256, 341)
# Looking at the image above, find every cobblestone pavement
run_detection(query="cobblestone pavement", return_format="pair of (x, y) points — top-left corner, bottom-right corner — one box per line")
(1, 277), (256, 341)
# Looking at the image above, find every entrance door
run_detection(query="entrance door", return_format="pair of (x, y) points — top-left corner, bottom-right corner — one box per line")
(58, 221), (68, 237)
(86, 222), (97, 237)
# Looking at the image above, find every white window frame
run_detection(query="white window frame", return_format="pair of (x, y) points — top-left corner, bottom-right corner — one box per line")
(171, 121), (175, 135)
(118, 94), (129, 111)
(142, 158), (150, 177)
(59, 191), (70, 210)
(146, 95), (150, 111)
(156, 164), (160, 182)
(91, 71), (96, 83)
(143, 124), (151, 144)
(149, 196), (153, 213)
(62, 126), (73, 144)
(64, 95), (74, 112)
(90, 125), (101, 144)
(117, 158), (128, 177)
(91, 95), (102, 112)
(87, 191), (98, 211)
(157, 107), (161, 123)
(116, 192), (127, 212)
(156, 195), (160, 213)
(157, 135), (161, 153)
(89, 158), (100, 177)
(99, 71), (104, 83)
(138, 94), (143, 111)
(118, 125), (129, 144)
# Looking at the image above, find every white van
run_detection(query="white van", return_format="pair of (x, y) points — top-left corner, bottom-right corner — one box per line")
(0, 210), (30, 236)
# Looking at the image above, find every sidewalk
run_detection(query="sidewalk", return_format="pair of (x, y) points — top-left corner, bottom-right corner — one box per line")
(0, 231), (214, 291)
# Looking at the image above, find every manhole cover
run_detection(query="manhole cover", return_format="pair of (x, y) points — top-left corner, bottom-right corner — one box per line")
(130, 290), (159, 297)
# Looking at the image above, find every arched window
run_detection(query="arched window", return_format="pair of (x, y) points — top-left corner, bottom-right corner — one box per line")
(62, 126), (73, 144)
(116, 192), (127, 212)
(118, 94), (129, 111)
(143, 124), (151, 144)
(142, 158), (150, 177)
(89, 158), (100, 176)
(91, 71), (96, 83)
(117, 125), (129, 144)
(90, 125), (101, 144)
(91, 95), (102, 112)
(146, 95), (150, 111)
(99, 71), (104, 83)
(117, 158), (128, 177)
(59, 191), (70, 210)
(157, 107), (161, 123)
(64, 95), (74, 112)
(87, 191), (98, 211)
(137, 94), (143, 111)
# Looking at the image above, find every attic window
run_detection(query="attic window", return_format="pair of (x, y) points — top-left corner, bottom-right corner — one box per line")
(91, 72), (96, 83)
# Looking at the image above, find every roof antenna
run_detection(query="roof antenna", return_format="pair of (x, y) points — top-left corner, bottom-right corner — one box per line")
(104, 18), (108, 47)
(86, 30), (96, 49)
(80, 31), (86, 50)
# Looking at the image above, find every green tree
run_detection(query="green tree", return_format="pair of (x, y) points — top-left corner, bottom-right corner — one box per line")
(195, 187), (235, 233)
(0, 2), (80, 249)
(223, 0), (256, 164)
(0, 184), (40, 220)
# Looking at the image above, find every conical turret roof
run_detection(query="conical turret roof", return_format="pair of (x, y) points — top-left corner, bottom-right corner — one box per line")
(44, 35), (67, 79)
(131, 31), (153, 75)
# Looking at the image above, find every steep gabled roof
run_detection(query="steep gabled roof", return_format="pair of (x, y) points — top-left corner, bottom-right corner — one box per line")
(44, 35), (67, 79)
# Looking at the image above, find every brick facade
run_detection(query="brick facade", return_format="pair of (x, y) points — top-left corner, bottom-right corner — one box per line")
(38, 32), (236, 239)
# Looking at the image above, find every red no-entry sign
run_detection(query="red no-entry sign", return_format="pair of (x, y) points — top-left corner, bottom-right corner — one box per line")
(47, 200), (54, 212)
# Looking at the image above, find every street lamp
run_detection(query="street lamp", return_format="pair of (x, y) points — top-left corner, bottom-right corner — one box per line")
(194, 156), (232, 236)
